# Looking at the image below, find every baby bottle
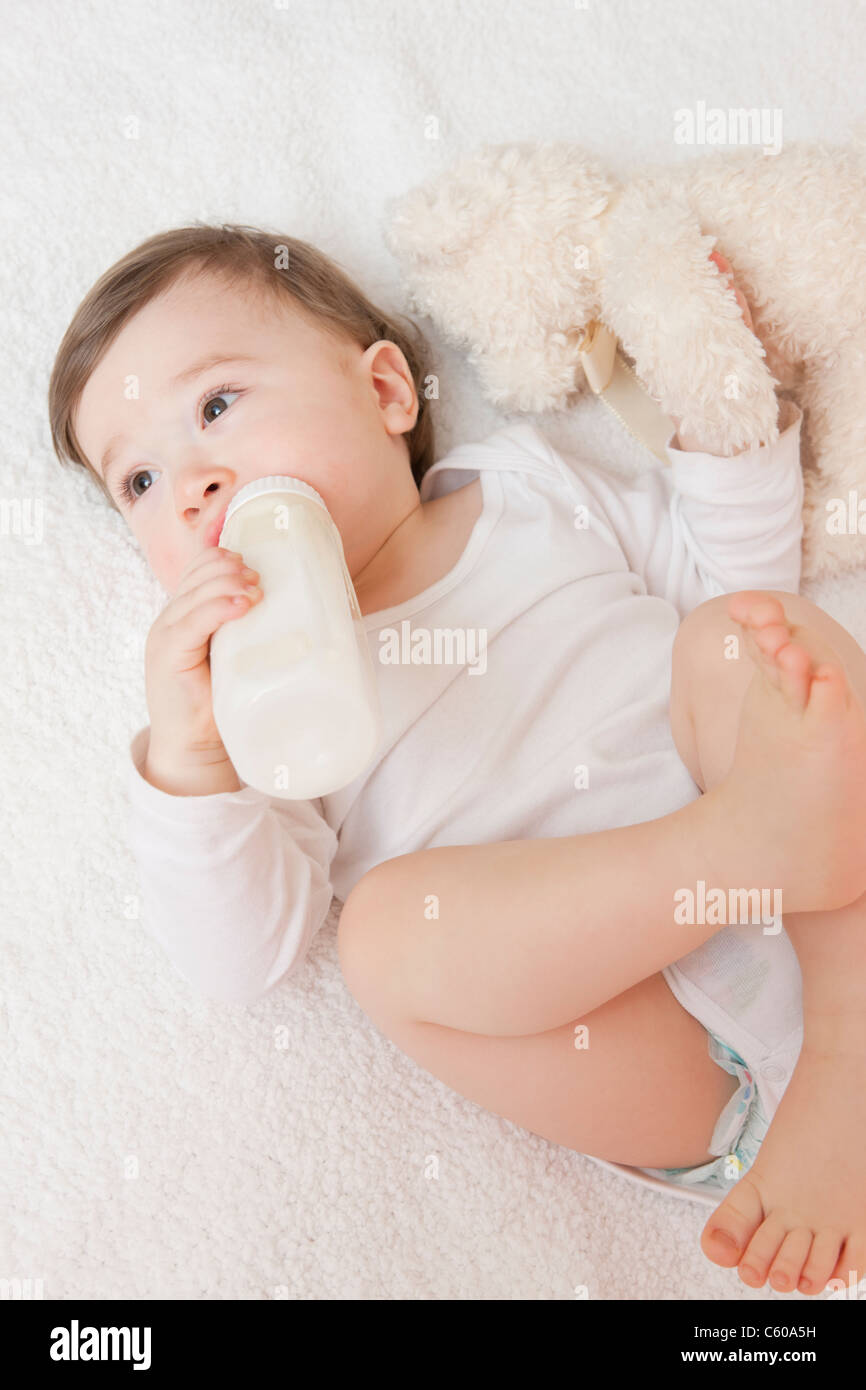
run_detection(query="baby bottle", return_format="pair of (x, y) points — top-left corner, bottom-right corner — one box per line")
(209, 475), (382, 800)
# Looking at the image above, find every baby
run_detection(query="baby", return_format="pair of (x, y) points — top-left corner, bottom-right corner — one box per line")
(49, 225), (866, 1298)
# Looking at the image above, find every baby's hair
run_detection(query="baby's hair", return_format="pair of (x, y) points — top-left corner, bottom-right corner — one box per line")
(48, 222), (437, 512)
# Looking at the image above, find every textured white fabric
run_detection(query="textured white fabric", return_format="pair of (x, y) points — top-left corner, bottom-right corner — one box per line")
(127, 406), (806, 1184)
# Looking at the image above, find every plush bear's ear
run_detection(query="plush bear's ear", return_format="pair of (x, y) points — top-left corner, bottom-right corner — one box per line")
(384, 149), (498, 264)
(385, 143), (526, 265)
(384, 141), (614, 267)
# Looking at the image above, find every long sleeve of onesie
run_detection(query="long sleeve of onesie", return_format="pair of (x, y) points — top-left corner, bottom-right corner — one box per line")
(124, 726), (338, 1005)
(561, 399), (804, 615)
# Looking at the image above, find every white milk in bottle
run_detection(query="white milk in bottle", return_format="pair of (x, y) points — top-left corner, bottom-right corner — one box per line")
(209, 475), (382, 800)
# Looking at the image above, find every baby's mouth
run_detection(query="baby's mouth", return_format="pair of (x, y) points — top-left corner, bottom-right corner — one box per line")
(204, 504), (229, 549)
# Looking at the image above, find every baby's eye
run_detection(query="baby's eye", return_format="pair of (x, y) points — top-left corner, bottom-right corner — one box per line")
(201, 388), (240, 426)
(119, 467), (159, 506)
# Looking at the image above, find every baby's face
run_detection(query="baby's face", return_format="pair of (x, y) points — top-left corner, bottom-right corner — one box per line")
(73, 269), (419, 593)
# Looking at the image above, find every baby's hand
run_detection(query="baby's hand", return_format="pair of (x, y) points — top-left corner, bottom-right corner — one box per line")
(143, 547), (263, 781)
(707, 250), (754, 334)
(671, 249), (766, 453)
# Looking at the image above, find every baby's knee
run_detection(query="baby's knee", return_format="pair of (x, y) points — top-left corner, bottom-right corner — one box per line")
(671, 594), (737, 712)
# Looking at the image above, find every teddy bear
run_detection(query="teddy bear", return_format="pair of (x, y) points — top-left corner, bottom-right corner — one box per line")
(383, 136), (866, 583)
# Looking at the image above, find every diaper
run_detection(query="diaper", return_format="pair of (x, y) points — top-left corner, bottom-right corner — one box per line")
(638, 1028), (771, 1195)
(582, 923), (803, 1206)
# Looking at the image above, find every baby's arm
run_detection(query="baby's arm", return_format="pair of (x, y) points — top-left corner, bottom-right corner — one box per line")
(562, 399), (804, 615)
(561, 252), (803, 612)
(126, 726), (338, 1005)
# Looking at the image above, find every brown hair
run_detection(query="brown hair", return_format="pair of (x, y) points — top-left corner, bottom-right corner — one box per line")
(48, 223), (437, 511)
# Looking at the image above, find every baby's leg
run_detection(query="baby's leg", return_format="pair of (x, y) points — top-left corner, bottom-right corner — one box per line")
(738, 890), (866, 1297)
(677, 591), (866, 1297)
(344, 968), (739, 1171)
(339, 595), (866, 1037)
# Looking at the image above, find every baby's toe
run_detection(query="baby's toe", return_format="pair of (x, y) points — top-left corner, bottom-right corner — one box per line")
(798, 1230), (847, 1295)
(737, 1212), (792, 1288)
(700, 1177), (764, 1268)
(806, 663), (851, 721)
(768, 1227), (813, 1292)
(826, 1236), (865, 1297)
(727, 592), (787, 630)
(775, 641), (813, 713)
(750, 622), (794, 663)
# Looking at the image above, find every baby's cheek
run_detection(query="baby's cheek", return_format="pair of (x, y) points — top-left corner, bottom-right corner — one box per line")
(145, 534), (183, 592)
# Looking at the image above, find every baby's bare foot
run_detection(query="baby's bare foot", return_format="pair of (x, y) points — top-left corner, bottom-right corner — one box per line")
(700, 1030), (866, 1297)
(728, 591), (844, 712)
(717, 591), (866, 912)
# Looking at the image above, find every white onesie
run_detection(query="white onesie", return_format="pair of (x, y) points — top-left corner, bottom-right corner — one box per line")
(125, 400), (804, 1205)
